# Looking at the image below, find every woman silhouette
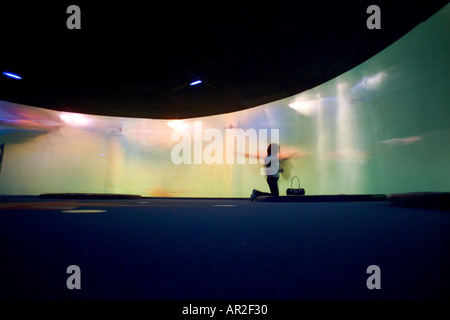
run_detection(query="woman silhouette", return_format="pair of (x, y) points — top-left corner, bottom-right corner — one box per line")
(264, 143), (283, 195)
(250, 143), (284, 200)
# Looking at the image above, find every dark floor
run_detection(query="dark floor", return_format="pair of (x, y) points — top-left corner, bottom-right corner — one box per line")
(0, 196), (448, 300)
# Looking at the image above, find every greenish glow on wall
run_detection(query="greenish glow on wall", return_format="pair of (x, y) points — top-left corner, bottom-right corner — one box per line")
(0, 5), (449, 197)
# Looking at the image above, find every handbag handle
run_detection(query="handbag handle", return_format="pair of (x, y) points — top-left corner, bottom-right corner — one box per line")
(291, 176), (300, 189)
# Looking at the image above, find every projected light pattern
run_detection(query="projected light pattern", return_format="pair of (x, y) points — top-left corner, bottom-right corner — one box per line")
(0, 4), (449, 197)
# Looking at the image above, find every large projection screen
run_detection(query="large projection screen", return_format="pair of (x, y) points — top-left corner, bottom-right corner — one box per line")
(0, 4), (449, 197)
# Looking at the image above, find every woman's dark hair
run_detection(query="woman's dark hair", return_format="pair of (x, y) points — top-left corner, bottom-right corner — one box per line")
(267, 143), (279, 156)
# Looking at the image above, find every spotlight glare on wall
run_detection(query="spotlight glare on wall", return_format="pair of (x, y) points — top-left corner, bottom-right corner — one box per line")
(167, 120), (190, 132)
(60, 112), (91, 126)
(289, 100), (317, 116)
(3, 71), (22, 80)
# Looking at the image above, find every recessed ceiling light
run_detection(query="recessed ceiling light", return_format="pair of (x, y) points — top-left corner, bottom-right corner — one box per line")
(3, 71), (22, 80)
(190, 80), (202, 86)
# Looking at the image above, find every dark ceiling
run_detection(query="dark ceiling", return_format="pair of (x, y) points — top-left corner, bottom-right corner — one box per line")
(0, 1), (448, 119)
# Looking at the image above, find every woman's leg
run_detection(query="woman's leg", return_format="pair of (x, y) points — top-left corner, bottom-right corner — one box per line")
(267, 177), (279, 196)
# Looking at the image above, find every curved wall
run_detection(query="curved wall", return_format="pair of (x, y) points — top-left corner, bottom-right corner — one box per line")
(0, 4), (449, 197)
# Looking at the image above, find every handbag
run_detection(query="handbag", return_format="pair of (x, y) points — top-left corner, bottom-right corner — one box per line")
(286, 176), (305, 195)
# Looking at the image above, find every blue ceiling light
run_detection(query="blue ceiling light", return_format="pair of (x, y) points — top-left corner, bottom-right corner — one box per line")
(3, 71), (22, 80)
(190, 80), (202, 86)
